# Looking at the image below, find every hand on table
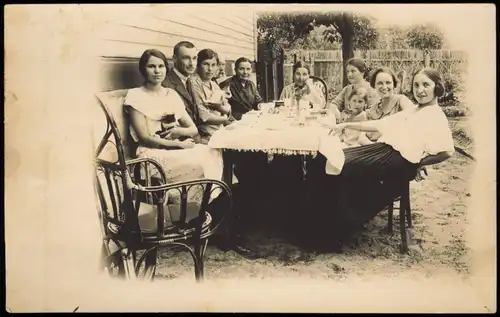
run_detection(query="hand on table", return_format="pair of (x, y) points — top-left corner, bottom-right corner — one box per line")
(326, 122), (347, 136)
(320, 119), (338, 131)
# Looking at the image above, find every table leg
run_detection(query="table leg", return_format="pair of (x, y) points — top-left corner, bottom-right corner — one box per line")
(221, 150), (234, 245)
(222, 150), (234, 191)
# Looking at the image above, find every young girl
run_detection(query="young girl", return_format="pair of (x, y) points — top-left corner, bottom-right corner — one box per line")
(337, 87), (371, 148)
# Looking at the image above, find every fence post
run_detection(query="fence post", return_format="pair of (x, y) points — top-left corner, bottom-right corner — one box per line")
(271, 49), (278, 101)
(424, 49), (431, 68)
(308, 51), (315, 76)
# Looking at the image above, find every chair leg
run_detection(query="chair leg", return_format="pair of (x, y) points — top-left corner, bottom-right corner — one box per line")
(100, 241), (109, 272)
(143, 248), (157, 281)
(193, 239), (205, 282)
(399, 183), (412, 254)
(405, 189), (413, 229)
(387, 203), (394, 233)
(202, 239), (209, 258)
(301, 155), (307, 181)
(399, 201), (409, 254)
(120, 248), (138, 280)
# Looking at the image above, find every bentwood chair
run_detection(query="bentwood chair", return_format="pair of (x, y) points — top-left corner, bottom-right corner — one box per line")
(386, 146), (475, 254)
(93, 93), (232, 282)
(310, 75), (328, 104)
(385, 180), (413, 254)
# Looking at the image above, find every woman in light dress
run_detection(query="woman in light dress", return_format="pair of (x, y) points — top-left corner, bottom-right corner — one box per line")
(308, 68), (455, 252)
(190, 48), (232, 145)
(280, 61), (326, 109)
(124, 49), (223, 205)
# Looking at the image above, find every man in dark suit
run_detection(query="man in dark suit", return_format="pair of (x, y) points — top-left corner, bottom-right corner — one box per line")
(163, 41), (201, 135)
(165, 41), (258, 259)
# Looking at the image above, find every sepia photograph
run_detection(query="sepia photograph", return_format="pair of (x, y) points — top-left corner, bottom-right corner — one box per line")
(4, 3), (496, 313)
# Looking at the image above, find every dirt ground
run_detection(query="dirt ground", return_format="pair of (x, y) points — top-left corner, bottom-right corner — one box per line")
(153, 117), (475, 282)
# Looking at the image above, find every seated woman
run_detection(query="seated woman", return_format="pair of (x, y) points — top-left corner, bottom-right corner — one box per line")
(363, 66), (416, 142)
(330, 58), (379, 118)
(223, 57), (264, 120)
(124, 49), (223, 205)
(337, 86), (371, 148)
(309, 67), (455, 251)
(191, 48), (232, 144)
(280, 61), (326, 109)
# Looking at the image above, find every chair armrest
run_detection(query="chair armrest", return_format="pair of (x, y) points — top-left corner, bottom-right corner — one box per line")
(126, 157), (167, 181)
(132, 178), (230, 197)
(129, 178), (232, 237)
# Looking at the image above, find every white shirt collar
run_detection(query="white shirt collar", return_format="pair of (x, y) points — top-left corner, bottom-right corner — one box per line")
(173, 67), (190, 87)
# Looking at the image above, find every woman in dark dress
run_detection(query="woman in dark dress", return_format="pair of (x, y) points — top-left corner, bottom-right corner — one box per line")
(308, 68), (455, 251)
(222, 57), (264, 120)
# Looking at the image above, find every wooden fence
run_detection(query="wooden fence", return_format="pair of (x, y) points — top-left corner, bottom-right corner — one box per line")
(283, 49), (468, 102)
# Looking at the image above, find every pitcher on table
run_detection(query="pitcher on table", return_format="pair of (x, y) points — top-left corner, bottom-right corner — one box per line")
(280, 61), (326, 110)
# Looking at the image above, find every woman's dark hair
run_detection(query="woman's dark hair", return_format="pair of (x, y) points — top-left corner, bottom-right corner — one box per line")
(346, 58), (367, 74)
(369, 67), (399, 89)
(196, 48), (219, 69)
(410, 67), (445, 99)
(234, 57), (252, 70)
(138, 49), (169, 79)
(292, 61), (311, 75)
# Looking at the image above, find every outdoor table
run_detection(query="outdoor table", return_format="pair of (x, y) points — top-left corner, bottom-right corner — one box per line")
(208, 104), (346, 191)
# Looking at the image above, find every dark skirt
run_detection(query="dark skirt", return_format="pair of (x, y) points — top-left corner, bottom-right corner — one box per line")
(307, 142), (419, 240)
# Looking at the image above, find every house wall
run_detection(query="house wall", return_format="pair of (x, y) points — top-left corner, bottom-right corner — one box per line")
(96, 4), (257, 91)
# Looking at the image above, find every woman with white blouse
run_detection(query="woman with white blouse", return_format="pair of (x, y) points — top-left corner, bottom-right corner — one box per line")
(308, 67), (455, 251)
(124, 49), (223, 206)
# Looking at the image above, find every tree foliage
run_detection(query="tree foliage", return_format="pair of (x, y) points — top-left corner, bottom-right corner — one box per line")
(257, 12), (378, 53)
(323, 14), (379, 50)
(377, 25), (410, 49)
(257, 11), (378, 86)
(256, 13), (316, 55)
(405, 23), (445, 50)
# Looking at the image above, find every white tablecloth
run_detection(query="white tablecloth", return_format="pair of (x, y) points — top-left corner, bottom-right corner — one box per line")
(207, 110), (345, 175)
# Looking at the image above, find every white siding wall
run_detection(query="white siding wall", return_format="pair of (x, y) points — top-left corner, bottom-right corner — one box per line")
(96, 4), (256, 91)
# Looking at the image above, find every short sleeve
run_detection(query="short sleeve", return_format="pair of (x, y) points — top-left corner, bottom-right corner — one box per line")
(424, 112), (455, 155)
(189, 79), (211, 123)
(123, 88), (142, 114)
(331, 86), (348, 111)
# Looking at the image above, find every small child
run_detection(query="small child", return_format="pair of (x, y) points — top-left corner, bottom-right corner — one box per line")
(338, 87), (370, 148)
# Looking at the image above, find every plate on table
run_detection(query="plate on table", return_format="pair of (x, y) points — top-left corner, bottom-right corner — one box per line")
(309, 109), (327, 115)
